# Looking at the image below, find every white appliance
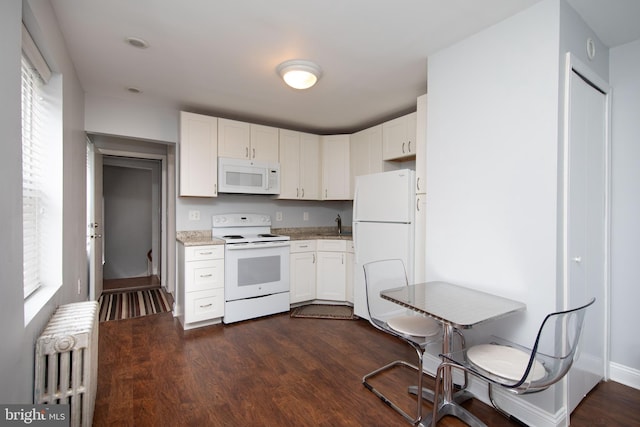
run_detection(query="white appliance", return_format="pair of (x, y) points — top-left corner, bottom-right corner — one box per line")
(212, 213), (290, 323)
(353, 169), (416, 320)
(218, 157), (280, 195)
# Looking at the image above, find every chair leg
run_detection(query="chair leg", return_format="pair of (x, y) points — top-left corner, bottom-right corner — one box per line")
(362, 343), (428, 425)
(487, 384), (529, 427)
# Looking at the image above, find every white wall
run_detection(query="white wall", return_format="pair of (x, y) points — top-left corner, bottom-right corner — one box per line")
(609, 38), (640, 383)
(426, 0), (560, 340)
(0, 0), (87, 403)
(425, 0), (566, 422)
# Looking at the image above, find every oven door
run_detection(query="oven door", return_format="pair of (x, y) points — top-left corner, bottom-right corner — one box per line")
(224, 241), (290, 301)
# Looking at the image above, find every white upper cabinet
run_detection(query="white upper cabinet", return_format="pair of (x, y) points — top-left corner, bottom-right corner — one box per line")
(321, 134), (350, 200)
(278, 129), (320, 200)
(350, 124), (384, 197)
(415, 94), (427, 194)
(218, 118), (279, 162)
(179, 111), (218, 197)
(382, 112), (417, 161)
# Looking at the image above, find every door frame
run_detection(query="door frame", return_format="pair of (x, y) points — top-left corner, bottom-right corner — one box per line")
(561, 52), (611, 377)
(89, 146), (176, 297)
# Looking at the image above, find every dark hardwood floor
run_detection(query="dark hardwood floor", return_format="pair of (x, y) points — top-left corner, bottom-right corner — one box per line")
(93, 312), (640, 426)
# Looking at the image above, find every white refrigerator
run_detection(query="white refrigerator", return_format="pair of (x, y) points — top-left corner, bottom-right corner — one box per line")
(353, 169), (416, 320)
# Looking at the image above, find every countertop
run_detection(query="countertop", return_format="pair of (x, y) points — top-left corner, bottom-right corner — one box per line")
(176, 227), (352, 246)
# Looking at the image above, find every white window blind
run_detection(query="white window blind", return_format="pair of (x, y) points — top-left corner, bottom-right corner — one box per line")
(21, 55), (46, 298)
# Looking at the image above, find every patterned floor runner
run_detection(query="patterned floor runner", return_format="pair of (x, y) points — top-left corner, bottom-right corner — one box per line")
(98, 288), (171, 322)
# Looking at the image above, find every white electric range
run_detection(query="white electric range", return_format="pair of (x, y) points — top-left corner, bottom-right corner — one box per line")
(212, 213), (290, 323)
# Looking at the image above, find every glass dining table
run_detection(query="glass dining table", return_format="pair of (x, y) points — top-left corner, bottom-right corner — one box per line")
(380, 281), (526, 427)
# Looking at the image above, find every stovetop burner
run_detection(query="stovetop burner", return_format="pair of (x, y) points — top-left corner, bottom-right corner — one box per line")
(258, 233), (277, 238)
(223, 235), (244, 239)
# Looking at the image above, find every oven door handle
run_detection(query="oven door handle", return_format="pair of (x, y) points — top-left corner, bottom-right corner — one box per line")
(225, 241), (290, 250)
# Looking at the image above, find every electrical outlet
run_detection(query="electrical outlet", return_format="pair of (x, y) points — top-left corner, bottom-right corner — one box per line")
(303, 212), (309, 221)
(275, 211), (283, 221)
(188, 210), (200, 221)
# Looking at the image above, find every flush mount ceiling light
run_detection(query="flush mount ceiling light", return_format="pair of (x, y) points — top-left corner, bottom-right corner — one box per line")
(277, 59), (322, 90)
(125, 36), (149, 49)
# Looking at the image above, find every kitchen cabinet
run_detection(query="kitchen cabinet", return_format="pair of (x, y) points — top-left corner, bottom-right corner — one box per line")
(177, 243), (225, 330)
(316, 240), (348, 301)
(415, 94), (427, 194)
(279, 129), (320, 200)
(321, 134), (350, 200)
(289, 240), (317, 304)
(382, 112), (417, 161)
(218, 118), (279, 162)
(350, 124), (383, 197)
(345, 240), (355, 303)
(179, 111), (218, 197)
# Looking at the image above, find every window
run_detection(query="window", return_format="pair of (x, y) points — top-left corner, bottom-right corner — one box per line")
(21, 23), (61, 310)
(21, 55), (45, 298)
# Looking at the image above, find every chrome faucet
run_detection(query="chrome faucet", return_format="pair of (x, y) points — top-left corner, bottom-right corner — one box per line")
(335, 214), (342, 235)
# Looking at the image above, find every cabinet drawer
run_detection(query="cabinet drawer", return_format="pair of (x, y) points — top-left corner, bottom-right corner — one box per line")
(185, 245), (223, 261)
(186, 259), (224, 292)
(316, 239), (347, 252)
(290, 240), (317, 253)
(185, 288), (224, 323)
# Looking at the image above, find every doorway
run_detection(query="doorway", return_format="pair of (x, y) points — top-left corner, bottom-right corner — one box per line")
(86, 135), (176, 300)
(563, 53), (611, 416)
(102, 157), (161, 292)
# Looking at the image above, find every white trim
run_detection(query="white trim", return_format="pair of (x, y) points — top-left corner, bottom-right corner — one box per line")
(21, 23), (51, 83)
(609, 362), (640, 391)
(96, 148), (172, 293)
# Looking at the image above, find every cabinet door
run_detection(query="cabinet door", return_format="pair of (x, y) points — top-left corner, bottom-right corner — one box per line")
(290, 251), (316, 304)
(250, 124), (279, 162)
(299, 133), (320, 200)
(382, 112), (416, 160)
(218, 118), (251, 159)
(350, 125), (383, 197)
(415, 95), (427, 194)
(179, 112), (218, 197)
(321, 135), (350, 200)
(278, 129), (301, 199)
(316, 251), (346, 301)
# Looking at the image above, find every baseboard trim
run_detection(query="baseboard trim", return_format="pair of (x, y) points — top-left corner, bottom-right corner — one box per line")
(610, 362), (640, 390)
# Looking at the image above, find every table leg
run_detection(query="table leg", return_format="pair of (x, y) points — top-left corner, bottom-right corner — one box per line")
(421, 324), (486, 427)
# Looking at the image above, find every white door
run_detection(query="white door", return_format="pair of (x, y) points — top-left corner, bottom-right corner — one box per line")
(87, 142), (104, 300)
(566, 66), (608, 414)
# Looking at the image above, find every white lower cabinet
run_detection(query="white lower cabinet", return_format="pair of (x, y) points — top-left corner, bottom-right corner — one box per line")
(289, 239), (354, 304)
(177, 243), (225, 329)
(316, 240), (348, 301)
(289, 240), (317, 304)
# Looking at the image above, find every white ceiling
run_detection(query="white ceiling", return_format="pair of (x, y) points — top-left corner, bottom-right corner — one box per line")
(49, 0), (640, 135)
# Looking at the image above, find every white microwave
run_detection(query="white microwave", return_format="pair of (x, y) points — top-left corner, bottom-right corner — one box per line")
(218, 157), (280, 195)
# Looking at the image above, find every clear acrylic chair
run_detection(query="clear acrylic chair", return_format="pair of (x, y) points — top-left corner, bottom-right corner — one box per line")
(362, 259), (442, 425)
(431, 297), (595, 426)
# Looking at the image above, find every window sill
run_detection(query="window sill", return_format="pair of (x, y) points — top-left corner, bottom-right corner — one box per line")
(24, 284), (60, 326)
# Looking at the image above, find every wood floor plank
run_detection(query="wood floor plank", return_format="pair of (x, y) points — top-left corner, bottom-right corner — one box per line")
(93, 312), (640, 426)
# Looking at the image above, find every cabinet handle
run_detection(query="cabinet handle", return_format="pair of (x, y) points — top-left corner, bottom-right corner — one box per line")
(299, 245), (308, 248)
(252, 148), (256, 159)
(417, 198), (420, 212)
(402, 142), (406, 154)
(325, 189), (328, 198)
(301, 188), (304, 198)
(199, 251), (213, 255)
(199, 303), (213, 308)
(296, 188), (299, 198)
(245, 147), (249, 158)
(313, 254), (316, 263)
(408, 141), (412, 152)
(214, 183), (217, 195)
(199, 273), (213, 278)
(342, 254), (344, 265)
(416, 177), (421, 192)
